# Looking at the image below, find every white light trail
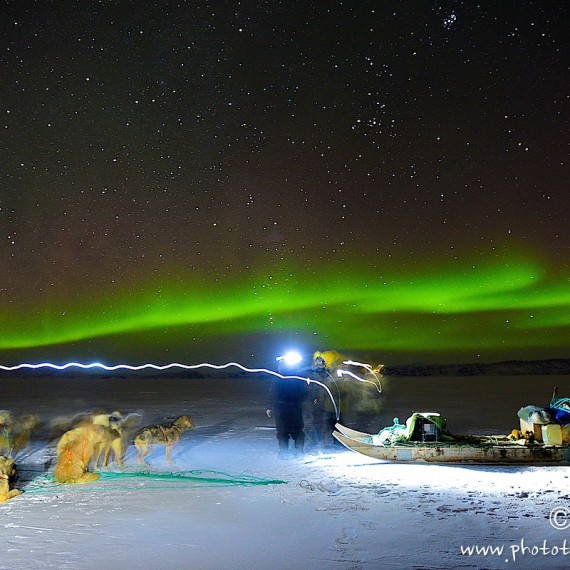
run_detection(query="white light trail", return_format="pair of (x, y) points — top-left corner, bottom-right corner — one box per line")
(340, 360), (383, 392)
(0, 361), (242, 372)
(336, 368), (382, 393)
(342, 359), (373, 371)
(0, 360), (341, 420)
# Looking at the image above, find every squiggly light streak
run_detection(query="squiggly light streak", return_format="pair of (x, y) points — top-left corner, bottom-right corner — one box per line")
(340, 360), (383, 392)
(336, 368), (382, 394)
(342, 360), (374, 372)
(0, 361), (238, 372)
(0, 360), (340, 420)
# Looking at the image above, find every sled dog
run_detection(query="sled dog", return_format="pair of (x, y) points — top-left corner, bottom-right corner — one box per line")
(54, 424), (106, 484)
(52, 410), (140, 470)
(134, 415), (194, 466)
(91, 413), (124, 470)
(0, 456), (22, 502)
(0, 411), (14, 455)
(12, 414), (40, 454)
(90, 411), (141, 469)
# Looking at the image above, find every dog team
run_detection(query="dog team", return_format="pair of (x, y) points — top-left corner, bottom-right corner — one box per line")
(0, 408), (194, 501)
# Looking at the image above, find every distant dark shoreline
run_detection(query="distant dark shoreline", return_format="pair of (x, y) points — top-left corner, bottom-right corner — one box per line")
(384, 358), (570, 377)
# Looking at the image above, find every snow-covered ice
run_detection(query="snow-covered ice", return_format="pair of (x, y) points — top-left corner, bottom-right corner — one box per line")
(2, 372), (570, 569)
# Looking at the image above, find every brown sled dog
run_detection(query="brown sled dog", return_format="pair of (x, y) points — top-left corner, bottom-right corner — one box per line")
(51, 410), (137, 470)
(0, 411), (14, 456)
(134, 415), (194, 467)
(54, 424), (106, 484)
(0, 456), (22, 502)
(91, 414), (123, 470)
(12, 414), (40, 454)
(88, 411), (135, 470)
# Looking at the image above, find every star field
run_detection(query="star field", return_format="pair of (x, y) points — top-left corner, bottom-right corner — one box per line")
(1, 2), (569, 365)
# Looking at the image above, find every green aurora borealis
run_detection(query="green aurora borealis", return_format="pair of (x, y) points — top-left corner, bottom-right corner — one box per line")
(2, 4), (569, 366)
(2, 252), (569, 361)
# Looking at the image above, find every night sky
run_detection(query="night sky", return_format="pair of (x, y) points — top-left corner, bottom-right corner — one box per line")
(1, 1), (569, 367)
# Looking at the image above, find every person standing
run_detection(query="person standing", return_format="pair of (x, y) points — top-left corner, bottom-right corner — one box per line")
(266, 357), (308, 456)
(306, 354), (345, 448)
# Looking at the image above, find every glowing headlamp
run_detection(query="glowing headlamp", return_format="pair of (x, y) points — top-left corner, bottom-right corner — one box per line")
(275, 350), (303, 367)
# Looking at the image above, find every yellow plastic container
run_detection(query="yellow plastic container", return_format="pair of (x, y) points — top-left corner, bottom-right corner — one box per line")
(541, 424), (563, 446)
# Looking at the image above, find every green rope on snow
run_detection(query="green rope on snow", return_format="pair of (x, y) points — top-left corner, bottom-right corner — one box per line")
(20, 468), (287, 495)
(101, 469), (287, 486)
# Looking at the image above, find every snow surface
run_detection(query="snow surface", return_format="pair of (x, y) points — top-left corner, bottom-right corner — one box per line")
(2, 372), (570, 569)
